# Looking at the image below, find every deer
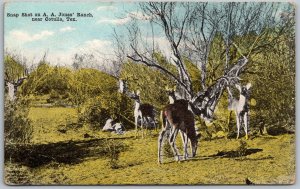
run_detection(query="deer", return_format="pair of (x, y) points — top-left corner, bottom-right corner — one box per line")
(158, 86), (200, 163)
(119, 79), (156, 138)
(158, 101), (200, 163)
(227, 83), (252, 139)
(131, 90), (157, 138)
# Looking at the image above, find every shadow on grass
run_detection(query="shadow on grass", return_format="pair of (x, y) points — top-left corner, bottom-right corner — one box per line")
(165, 148), (265, 163)
(208, 148), (263, 158)
(5, 136), (133, 168)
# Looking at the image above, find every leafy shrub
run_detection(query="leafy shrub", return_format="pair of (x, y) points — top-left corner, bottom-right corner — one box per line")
(79, 100), (110, 129)
(236, 140), (248, 157)
(4, 97), (32, 144)
(79, 94), (133, 130)
(120, 60), (175, 109)
(104, 139), (127, 169)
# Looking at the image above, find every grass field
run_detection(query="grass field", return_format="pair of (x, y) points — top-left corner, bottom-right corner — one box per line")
(5, 107), (295, 185)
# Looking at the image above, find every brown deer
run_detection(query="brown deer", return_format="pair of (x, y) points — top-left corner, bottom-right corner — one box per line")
(158, 102), (200, 163)
(158, 87), (200, 163)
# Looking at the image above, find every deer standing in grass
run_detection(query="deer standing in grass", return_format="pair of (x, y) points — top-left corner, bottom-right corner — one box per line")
(227, 83), (251, 139)
(132, 90), (156, 138)
(158, 87), (200, 163)
(119, 79), (156, 138)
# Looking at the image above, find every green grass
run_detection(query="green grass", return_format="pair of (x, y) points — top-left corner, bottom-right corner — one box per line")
(5, 107), (295, 185)
(28, 107), (79, 143)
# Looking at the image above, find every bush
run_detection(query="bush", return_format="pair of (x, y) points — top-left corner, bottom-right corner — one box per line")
(104, 139), (127, 169)
(236, 140), (248, 157)
(79, 101), (111, 129)
(4, 97), (32, 144)
(78, 94), (134, 130)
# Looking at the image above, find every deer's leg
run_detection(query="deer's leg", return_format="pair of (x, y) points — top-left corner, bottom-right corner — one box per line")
(227, 111), (234, 135)
(243, 112), (249, 140)
(158, 129), (167, 164)
(138, 117), (142, 138)
(236, 112), (241, 139)
(147, 117), (152, 136)
(154, 119), (158, 133)
(146, 117), (150, 136)
(180, 130), (188, 160)
(179, 130), (185, 158)
(189, 139), (193, 157)
(134, 116), (138, 138)
(140, 113), (147, 139)
(141, 117), (145, 139)
(158, 120), (172, 164)
(169, 127), (180, 161)
(151, 117), (157, 134)
(227, 111), (232, 132)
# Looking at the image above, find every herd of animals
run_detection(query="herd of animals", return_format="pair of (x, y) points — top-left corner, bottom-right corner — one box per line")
(116, 79), (252, 164)
(4, 77), (252, 164)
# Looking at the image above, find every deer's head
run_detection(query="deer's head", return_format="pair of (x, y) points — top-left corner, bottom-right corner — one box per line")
(119, 79), (127, 94)
(165, 86), (176, 103)
(191, 132), (201, 157)
(236, 83), (251, 98)
(131, 90), (141, 103)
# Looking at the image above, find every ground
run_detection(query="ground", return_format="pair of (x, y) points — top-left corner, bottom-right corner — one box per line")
(4, 107), (295, 185)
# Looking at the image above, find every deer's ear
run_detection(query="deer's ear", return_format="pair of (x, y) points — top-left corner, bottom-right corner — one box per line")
(136, 90), (140, 95)
(246, 83), (252, 90)
(235, 84), (242, 92)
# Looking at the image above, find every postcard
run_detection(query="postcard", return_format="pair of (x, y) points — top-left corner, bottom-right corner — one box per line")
(4, 1), (295, 185)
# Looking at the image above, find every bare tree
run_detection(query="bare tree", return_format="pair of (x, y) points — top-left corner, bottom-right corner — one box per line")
(120, 2), (291, 120)
(128, 2), (194, 100)
(183, 2), (221, 90)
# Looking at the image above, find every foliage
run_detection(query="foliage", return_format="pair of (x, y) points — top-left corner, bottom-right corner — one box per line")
(4, 55), (27, 82)
(238, 18), (296, 130)
(5, 3), (295, 136)
(21, 62), (72, 96)
(205, 22), (295, 133)
(184, 58), (202, 94)
(120, 60), (176, 109)
(69, 68), (114, 107)
(104, 139), (127, 169)
(206, 32), (226, 85)
(4, 97), (32, 144)
(246, 36), (295, 129)
(75, 69), (134, 129)
(120, 56), (203, 109)
(16, 60), (135, 130)
(236, 140), (248, 157)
